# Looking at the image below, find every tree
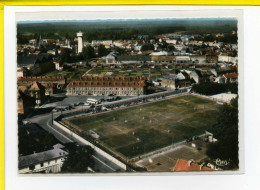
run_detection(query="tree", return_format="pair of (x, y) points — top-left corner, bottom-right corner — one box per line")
(18, 124), (59, 156)
(167, 45), (176, 52)
(61, 145), (95, 173)
(60, 48), (72, 63)
(114, 47), (125, 55)
(141, 43), (154, 51)
(82, 46), (95, 60)
(192, 82), (238, 96)
(206, 97), (239, 169)
(97, 44), (108, 57)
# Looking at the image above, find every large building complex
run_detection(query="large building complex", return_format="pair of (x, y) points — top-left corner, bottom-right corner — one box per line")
(18, 76), (66, 96)
(66, 76), (146, 96)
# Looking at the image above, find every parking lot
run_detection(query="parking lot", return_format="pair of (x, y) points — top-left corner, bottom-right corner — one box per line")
(40, 93), (133, 108)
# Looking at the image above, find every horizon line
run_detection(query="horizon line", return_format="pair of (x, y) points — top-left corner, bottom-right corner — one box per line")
(17, 17), (237, 24)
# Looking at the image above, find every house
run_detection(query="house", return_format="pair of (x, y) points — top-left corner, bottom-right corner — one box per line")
(53, 59), (63, 71)
(174, 44), (186, 51)
(47, 50), (56, 55)
(173, 159), (214, 171)
(106, 54), (117, 64)
(218, 54), (238, 64)
(175, 79), (193, 88)
(17, 67), (32, 77)
(117, 56), (151, 64)
(206, 53), (219, 63)
(223, 72), (238, 83)
(165, 39), (177, 45)
(113, 40), (124, 48)
(177, 71), (189, 80)
(149, 51), (171, 56)
(214, 75), (226, 83)
(211, 68), (238, 84)
(151, 56), (176, 64)
(189, 55), (207, 65)
(17, 56), (42, 75)
(17, 53), (53, 75)
(175, 56), (190, 64)
(28, 82), (45, 106)
(161, 76), (177, 90)
(29, 39), (37, 45)
(92, 40), (113, 47)
(18, 145), (68, 174)
(174, 71), (193, 88)
(17, 76), (66, 95)
(190, 70), (214, 84)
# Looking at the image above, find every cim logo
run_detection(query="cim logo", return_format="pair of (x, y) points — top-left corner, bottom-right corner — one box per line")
(214, 158), (230, 166)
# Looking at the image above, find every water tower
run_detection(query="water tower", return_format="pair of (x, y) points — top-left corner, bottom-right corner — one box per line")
(77, 31), (83, 53)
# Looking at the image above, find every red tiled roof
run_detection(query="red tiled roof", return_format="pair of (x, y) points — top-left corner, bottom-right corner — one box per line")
(29, 49), (35, 53)
(206, 52), (220, 56)
(173, 159), (214, 171)
(229, 65), (238, 70)
(43, 82), (55, 88)
(68, 76), (146, 88)
(29, 82), (42, 91)
(18, 76), (65, 81)
(224, 72), (238, 79)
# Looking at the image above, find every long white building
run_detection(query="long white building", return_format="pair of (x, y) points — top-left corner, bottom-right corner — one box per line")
(19, 144), (68, 174)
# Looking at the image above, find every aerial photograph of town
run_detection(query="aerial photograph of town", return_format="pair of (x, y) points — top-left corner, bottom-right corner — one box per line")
(17, 17), (239, 174)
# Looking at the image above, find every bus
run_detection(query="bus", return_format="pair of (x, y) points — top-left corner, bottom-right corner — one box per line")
(87, 98), (101, 105)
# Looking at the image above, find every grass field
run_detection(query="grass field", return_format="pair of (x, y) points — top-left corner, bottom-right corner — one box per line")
(87, 67), (178, 80)
(65, 95), (219, 158)
(45, 68), (87, 82)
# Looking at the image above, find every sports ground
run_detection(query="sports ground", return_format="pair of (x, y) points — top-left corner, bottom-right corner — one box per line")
(64, 95), (219, 159)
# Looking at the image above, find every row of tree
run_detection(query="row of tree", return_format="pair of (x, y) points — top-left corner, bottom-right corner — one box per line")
(192, 82), (238, 95)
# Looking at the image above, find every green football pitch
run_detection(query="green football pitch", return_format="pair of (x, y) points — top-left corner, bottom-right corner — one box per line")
(64, 95), (219, 158)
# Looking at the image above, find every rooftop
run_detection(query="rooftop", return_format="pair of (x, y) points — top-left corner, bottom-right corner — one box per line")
(19, 147), (68, 168)
(68, 76), (146, 88)
(17, 53), (53, 66)
(18, 76), (65, 81)
(173, 159), (214, 171)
